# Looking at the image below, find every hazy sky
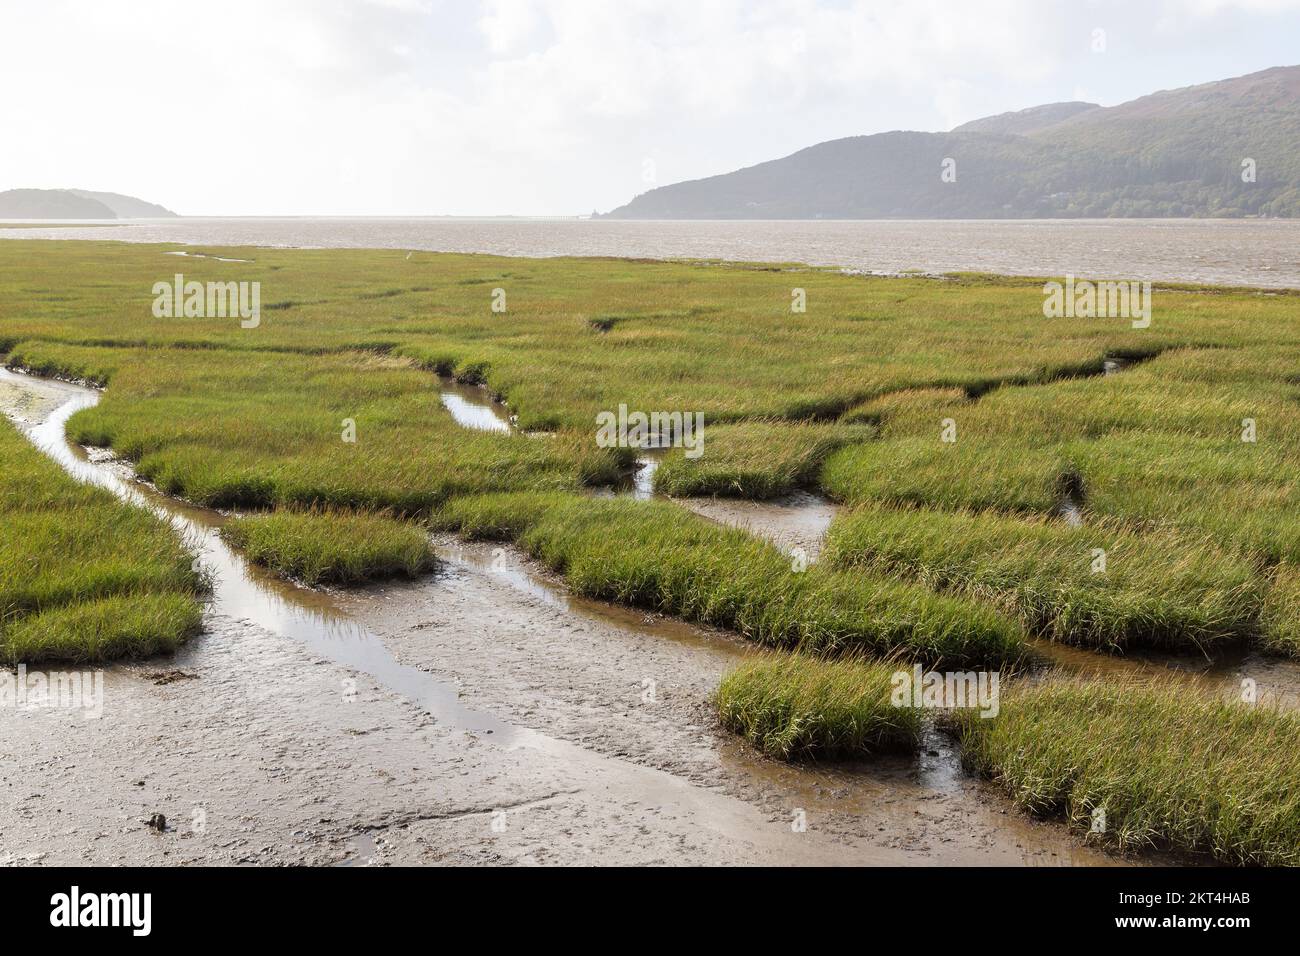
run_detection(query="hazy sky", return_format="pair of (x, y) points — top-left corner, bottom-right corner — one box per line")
(2, 0), (1297, 216)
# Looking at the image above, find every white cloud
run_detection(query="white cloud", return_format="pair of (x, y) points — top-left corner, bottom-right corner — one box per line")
(0, 0), (1294, 214)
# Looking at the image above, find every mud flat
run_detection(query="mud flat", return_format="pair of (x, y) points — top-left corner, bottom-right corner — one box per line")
(331, 540), (1117, 865)
(0, 368), (1119, 866)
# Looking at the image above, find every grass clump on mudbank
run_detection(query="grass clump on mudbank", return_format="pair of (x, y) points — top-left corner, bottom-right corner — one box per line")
(822, 435), (1070, 514)
(0, 417), (203, 664)
(954, 675), (1300, 865)
(824, 503), (1263, 653)
(653, 421), (869, 499)
(222, 509), (436, 585)
(716, 652), (921, 759)
(839, 386), (968, 426)
(3, 593), (202, 664)
(435, 491), (1026, 668)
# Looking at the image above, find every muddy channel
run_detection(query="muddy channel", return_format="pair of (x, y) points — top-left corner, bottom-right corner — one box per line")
(0, 367), (1223, 866)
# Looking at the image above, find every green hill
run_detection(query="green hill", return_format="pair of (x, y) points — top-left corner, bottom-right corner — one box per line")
(0, 188), (176, 219)
(602, 65), (1300, 219)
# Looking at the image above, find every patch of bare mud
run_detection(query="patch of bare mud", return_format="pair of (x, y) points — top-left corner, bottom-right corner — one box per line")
(332, 537), (1124, 865)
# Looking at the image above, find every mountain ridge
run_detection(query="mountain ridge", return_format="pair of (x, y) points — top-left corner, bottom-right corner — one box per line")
(601, 65), (1300, 219)
(0, 188), (177, 219)
(952, 101), (1099, 135)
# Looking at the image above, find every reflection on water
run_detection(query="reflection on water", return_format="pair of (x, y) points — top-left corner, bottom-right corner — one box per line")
(1057, 500), (1084, 527)
(625, 452), (664, 500)
(678, 490), (839, 562)
(163, 250), (253, 263)
(438, 378), (513, 433)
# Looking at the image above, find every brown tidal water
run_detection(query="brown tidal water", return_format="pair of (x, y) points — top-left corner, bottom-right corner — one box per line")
(2, 217), (1297, 288)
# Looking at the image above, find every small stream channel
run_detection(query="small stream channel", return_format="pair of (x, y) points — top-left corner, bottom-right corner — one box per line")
(1, 366), (512, 736)
(438, 375), (666, 499)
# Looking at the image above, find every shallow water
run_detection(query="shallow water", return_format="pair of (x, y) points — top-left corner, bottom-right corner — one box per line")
(2, 217), (1297, 288)
(438, 378), (513, 433)
(162, 250), (252, 263)
(437, 536), (749, 659)
(614, 450), (665, 501)
(677, 491), (839, 561)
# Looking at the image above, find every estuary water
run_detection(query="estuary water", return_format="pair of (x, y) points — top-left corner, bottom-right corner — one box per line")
(2, 217), (1297, 288)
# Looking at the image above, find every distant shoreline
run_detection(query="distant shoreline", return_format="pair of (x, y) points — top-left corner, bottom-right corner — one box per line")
(0, 221), (123, 228)
(2, 217), (1296, 290)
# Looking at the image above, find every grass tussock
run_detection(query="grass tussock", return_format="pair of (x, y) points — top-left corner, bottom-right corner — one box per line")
(839, 386), (967, 426)
(824, 503), (1264, 653)
(653, 420), (870, 499)
(221, 508), (436, 585)
(821, 346), (1300, 660)
(0, 415), (202, 664)
(435, 491), (1026, 667)
(954, 674), (1300, 865)
(3, 593), (202, 664)
(716, 652), (922, 759)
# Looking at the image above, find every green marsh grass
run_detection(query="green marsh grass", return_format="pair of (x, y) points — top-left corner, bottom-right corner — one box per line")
(222, 508), (436, 585)
(1261, 564), (1300, 657)
(8, 239), (1300, 863)
(435, 491), (1026, 667)
(839, 386), (967, 425)
(4, 241), (1250, 434)
(954, 674), (1300, 865)
(4, 593), (202, 665)
(4, 240), (1300, 665)
(653, 420), (869, 498)
(824, 503), (1264, 653)
(7, 343), (622, 512)
(0, 416), (202, 663)
(716, 652), (922, 759)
